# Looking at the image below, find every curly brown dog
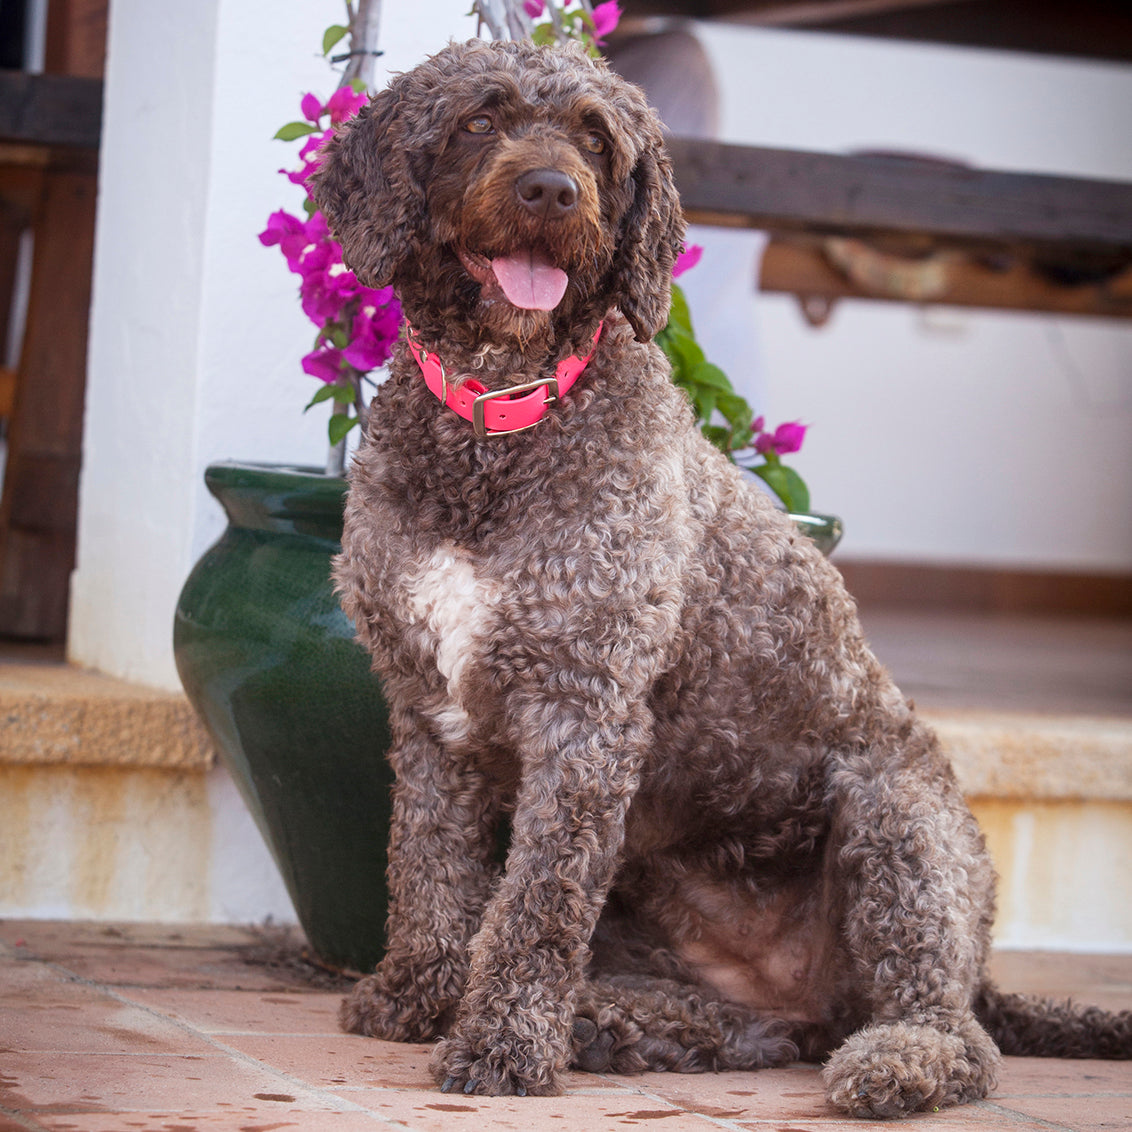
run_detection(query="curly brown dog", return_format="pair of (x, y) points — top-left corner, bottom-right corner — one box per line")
(311, 38), (1131, 1117)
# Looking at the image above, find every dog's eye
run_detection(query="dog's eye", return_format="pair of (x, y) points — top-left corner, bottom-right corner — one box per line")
(463, 115), (494, 136)
(582, 132), (606, 155)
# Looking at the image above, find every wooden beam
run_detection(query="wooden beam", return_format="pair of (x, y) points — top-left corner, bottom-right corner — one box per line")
(0, 73), (102, 149)
(670, 137), (1132, 260)
(759, 236), (1132, 319)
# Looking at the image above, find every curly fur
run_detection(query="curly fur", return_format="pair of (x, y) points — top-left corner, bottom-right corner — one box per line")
(310, 38), (1132, 1117)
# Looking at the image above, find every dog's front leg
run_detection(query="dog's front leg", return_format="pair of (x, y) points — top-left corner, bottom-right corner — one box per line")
(430, 692), (648, 1097)
(341, 704), (499, 1042)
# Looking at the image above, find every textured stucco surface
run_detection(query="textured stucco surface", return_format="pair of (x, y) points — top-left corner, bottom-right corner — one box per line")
(1, 664), (214, 769)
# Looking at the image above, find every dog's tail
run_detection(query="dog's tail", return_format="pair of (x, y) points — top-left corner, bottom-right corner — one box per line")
(974, 983), (1132, 1058)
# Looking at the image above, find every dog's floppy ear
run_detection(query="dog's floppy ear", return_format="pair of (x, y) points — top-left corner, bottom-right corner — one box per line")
(609, 143), (686, 343)
(309, 86), (426, 288)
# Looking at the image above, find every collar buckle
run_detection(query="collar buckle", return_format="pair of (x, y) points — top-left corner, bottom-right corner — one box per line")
(471, 376), (559, 438)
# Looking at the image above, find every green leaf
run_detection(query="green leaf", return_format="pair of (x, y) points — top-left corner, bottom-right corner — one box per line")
(688, 361), (733, 394)
(304, 385), (338, 412)
(751, 463), (811, 513)
(327, 413), (358, 447)
(274, 121), (319, 142)
(659, 327), (705, 381)
(715, 392), (754, 434)
(667, 284), (694, 337)
(693, 391), (717, 422)
(322, 24), (349, 55)
(701, 424), (732, 452)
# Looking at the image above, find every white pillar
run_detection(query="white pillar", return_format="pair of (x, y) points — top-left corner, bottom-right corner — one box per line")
(66, 0), (477, 924)
(70, 0), (475, 690)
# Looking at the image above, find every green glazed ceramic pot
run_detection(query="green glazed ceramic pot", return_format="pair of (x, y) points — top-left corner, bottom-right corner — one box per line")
(173, 461), (842, 972)
(173, 462), (393, 972)
(791, 512), (844, 557)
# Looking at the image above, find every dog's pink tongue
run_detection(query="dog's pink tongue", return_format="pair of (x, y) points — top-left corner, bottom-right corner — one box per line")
(491, 251), (569, 311)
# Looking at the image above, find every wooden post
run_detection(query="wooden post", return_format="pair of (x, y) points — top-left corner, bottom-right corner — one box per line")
(0, 162), (97, 638)
(0, 0), (104, 639)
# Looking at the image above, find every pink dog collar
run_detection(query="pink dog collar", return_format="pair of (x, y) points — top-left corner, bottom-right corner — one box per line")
(405, 322), (602, 438)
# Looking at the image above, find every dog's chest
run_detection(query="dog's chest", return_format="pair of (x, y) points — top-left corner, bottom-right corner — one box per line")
(402, 542), (502, 744)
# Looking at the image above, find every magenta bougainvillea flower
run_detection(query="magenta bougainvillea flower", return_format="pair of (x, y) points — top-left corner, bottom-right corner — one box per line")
(343, 293), (402, 370)
(301, 345), (344, 384)
(590, 0), (621, 43)
(300, 92), (323, 122)
(753, 422), (807, 456)
(325, 85), (368, 125)
(521, 0), (621, 54)
(672, 244), (704, 279)
(259, 210), (309, 269)
(261, 88), (401, 433)
(769, 421), (807, 455)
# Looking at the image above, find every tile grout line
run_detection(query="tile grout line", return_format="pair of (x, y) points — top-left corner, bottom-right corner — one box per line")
(8, 951), (415, 1129)
(588, 1071), (788, 1131)
(0, 1103), (52, 1132)
(975, 1098), (1082, 1131)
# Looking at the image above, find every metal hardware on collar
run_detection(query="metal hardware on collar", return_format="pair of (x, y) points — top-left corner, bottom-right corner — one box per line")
(472, 377), (559, 438)
(404, 319), (601, 438)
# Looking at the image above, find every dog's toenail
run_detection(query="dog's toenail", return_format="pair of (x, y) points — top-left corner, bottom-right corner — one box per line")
(441, 1076), (457, 1093)
(517, 1084), (527, 1097)
(463, 1079), (479, 1094)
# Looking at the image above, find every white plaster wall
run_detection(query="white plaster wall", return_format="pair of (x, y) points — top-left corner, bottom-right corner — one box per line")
(693, 25), (1132, 570)
(71, 0), (476, 693)
(67, 0), (476, 926)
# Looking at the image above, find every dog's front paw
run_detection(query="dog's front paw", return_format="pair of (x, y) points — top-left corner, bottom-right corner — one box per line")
(430, 1024), (566, 1097)
(823, 1020), (999, 1118)
(340, 965), (457, 1042)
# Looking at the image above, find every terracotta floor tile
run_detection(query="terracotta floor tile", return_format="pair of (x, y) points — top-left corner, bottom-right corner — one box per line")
(735, 1116), (1035, 1130)
(122, 986), (343, 1035)
(334, 1088), (723, 1130)
(3, 925), (1130, 1132)
(993, 1094), (1132, 1131)
(0, 1049), (350, 1118)
(0, 1117), (45, 1132)
(2, 958), (216, 1056)
(990, 951), (1132, 1013)
(0, 920), (296, 992)
(0, 919), (256, 954)
(33, 1114), (389, 1131)
(222, 1032), (437, 1090)
(614, 1064), (825, 1124)
(996, 1056), (1132, 1096)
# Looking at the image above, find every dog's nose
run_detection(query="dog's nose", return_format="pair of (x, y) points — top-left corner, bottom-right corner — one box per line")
(515, 168), (578, 220)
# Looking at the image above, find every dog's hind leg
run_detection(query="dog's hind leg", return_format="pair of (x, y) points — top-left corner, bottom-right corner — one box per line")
(340, 704), (500, 1042)
(571, 975), (805, 1075)
(820, 722), (1002, 1118)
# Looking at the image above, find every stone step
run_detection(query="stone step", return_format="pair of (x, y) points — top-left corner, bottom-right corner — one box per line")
(2, 658), (1130, 950)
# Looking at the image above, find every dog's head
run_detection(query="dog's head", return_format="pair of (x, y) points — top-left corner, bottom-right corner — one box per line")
(310, 39), (685, 344)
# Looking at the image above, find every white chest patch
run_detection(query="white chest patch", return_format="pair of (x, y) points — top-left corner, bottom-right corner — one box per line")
(405, 544), (501, 743)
